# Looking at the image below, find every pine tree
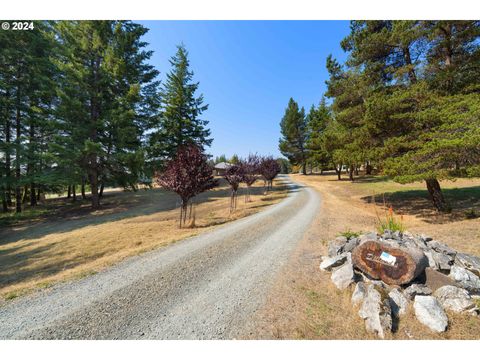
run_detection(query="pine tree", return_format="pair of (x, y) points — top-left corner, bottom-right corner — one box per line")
(54, 21), (159, 209)
(0, 21), (58, 212)
(279, 98), (309, 175)
(148, 45), (212, 168)
(329, 20), (480, 210)
(306, 97), (331, 171)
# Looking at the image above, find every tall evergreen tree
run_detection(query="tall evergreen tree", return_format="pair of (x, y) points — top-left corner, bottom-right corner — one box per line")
(148, 45), (211, 168)
(306, 97), (332, 171)
(0, 21), (58, 212)
(54, 21), (159, 209)
(279, 98), (309, 175)
(327, 20), (480, 210)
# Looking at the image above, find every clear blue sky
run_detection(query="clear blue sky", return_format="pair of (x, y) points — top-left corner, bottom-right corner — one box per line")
(138, 20), (350, 159)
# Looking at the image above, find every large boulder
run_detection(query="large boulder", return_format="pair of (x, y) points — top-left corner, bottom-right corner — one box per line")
(413, 295), (448, 333)
(434, 285), (476, 313)
(455, 253), (480, 277)
(352, 281), (367, 305)
(404, 283), (433, 300)
(331, 260), (356, 290)
(449, 265), (480, 294)
(358, 284), (392, 338)
(320, 253), (349, 271)
(388, 288), (409, 316)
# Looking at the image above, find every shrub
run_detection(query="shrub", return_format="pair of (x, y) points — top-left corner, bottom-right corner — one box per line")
(338, 229), (361, 239)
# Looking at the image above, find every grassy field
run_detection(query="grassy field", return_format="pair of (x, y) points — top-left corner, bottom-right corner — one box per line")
(0, 178), (288, 301)
(250, 172), (480, 340)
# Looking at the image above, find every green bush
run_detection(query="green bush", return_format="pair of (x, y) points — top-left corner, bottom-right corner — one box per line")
(338, 229), (361, 239)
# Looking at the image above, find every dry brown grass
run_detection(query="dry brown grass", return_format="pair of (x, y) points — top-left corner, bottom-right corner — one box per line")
(0, 178), (287, 301)
(248, 172), (480, 340)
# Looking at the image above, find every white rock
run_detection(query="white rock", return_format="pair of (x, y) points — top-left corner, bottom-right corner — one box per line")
(388, 288), (409, 316)
(414, 295), (448, 332)
(455, 253), (480, 277)
(320, 253), (349, 271)
(424, 250), (437, 269)
(331, 261), (355, 290)
(328, 236), (348, 257)
(358, 284), (392, 338)
(434, 285), (476, 313)
(352, 281), (367, 305)
(449, 265), (480, 294)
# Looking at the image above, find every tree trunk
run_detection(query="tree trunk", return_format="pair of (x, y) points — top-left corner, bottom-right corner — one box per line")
(99, 182), (105, 198)
(425, 178), (449, 212)
(349, 165), (354, 181)
(81, 176), (86, 199)
(366, 161), (372, 175)
(15, 91), (21, 214)
(403, 46), (417, 84)
(72, 185), (76, 202)
(28, 111), (36, 207)
(335, 164), (342, 180)
(2, 186), (8, 212)
(5, 89), (12, 207)
(352, 240), (428, 286)
(22, 185), (29, 204)
(67, 185), (71, 199)
(30, 182), (37, 206)
(89, 171), (100, 209)
(302, 161), (307, 175)
(179, 200), (186, 228)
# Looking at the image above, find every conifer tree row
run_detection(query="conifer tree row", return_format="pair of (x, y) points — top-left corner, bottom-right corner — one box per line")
(0, 21), (212, 212)
(280, 20), (480, 211)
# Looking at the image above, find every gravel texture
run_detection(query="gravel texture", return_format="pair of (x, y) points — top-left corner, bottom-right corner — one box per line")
(0, 176), (320, 339)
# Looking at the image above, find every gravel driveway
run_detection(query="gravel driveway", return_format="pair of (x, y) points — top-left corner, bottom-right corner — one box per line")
(0, 176), (320, 339)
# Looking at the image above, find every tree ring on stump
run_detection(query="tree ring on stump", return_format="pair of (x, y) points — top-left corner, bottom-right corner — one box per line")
(352, 240), (428, 285)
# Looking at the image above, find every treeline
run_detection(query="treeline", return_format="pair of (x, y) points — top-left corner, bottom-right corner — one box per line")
(0, 21), (211, 212)
(279, 21), (480, 211)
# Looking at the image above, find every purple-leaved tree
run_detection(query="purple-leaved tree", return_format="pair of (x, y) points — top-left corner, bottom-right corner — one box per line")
(259, 156), (281, 192)
(155, 144), (218, 228)
(224, 164), (245, 213)
(240, 153), (260, 202)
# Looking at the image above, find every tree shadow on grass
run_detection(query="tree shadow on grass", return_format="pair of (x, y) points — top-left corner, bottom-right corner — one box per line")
(352, 175), (390, 183)
(361, 186), (480, 224)
(0, 179), (291, 246)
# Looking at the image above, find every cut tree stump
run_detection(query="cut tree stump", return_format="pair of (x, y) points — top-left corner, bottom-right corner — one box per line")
(352, 240), (428, 285)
